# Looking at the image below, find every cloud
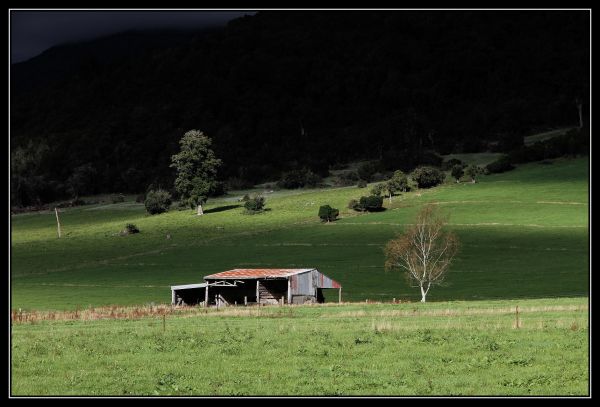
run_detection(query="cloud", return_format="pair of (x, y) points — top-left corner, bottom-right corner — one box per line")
(10, 10), (255, 62)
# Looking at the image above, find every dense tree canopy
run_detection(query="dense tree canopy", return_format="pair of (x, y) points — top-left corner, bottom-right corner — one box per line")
(170, 130), (221, 214)
(10, 11), (589, 205)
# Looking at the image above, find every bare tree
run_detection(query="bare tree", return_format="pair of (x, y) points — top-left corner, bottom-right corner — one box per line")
(384, 204), (459, 302)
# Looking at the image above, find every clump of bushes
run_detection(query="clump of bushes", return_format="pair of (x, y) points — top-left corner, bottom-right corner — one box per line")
(357, 179), (368, 188)
(464, 164), (484, 183)
(144, 189), (172, 215)
(411, 166), (446, 188)
(350, 195), (384, 212)
(277, 168), (322, 189)
(486, 156), (515, 174)
(244, 195), (266, 214)
(125, 223), (140, 234)
(451, 164), (465, 183)
(318, 205), (339, 222)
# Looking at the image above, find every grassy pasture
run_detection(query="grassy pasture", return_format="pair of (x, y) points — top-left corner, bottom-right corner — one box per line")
(10, 297), (588, 396)
(11, 157), (588, 310)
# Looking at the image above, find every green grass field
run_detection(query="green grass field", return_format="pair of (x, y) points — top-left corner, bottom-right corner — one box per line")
(10, 155), (589, 396)
(11, 298), (588, 396)
(11, 156), (589, 310)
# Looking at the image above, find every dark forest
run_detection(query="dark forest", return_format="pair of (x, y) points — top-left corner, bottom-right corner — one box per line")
(10, 11), (589, 206)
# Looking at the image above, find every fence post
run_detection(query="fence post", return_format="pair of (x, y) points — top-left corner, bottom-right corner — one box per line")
(54, 207), (62, 238)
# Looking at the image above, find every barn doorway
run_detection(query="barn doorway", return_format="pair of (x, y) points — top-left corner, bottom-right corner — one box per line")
(171, 283), (207, 306)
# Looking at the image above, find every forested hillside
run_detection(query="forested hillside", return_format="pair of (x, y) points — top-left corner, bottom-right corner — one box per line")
(10, 11), (589, 206)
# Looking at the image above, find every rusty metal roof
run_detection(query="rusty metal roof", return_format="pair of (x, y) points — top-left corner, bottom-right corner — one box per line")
(204, 268), (315, 279)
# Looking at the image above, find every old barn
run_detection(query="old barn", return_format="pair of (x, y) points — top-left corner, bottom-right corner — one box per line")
(171, 268), (341, 307)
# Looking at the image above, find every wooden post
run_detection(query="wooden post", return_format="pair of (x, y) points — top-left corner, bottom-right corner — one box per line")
(256, 280), (260, 305)
(244, 296), (247, 306)
(339, 288), (342, 303)
(515, 305), (520, 329)
(287, 279), (291, 304)
(162, 314), (166, 332)
(205, 284), (209, 307)
(393, 297), (396, 304)
(171, 289), (175, 305)
(54, 207), (62, 238)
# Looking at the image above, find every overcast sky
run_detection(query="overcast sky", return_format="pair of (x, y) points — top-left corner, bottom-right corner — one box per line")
(10, 10), (255, 63)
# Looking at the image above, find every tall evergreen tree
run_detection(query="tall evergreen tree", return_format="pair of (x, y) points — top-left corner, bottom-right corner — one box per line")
(170, 130), (222, 215)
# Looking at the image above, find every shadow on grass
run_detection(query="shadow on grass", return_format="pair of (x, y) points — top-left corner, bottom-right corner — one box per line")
(204, 204), (242, 214)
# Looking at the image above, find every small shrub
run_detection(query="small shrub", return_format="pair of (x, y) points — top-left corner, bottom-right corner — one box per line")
(241, 194), (251, 202)
(318, 205), (339, 222)
(244, 195), (266, 214)
(111, 193), (125, 204)
(486, 156), (515, 174)
(464, 164), (483, 183)
(348, 199), (359, 210)
(352, 195), (384, 212)
(144, 189), (172, 215)
(357, 180), (368, 188)
(411, 166), (446, 189)
(125, 224), (140, 234)
(451, 164), (465, 183)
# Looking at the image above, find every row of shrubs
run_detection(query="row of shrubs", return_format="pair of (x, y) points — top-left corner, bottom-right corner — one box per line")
(143, 189), (270, 216)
